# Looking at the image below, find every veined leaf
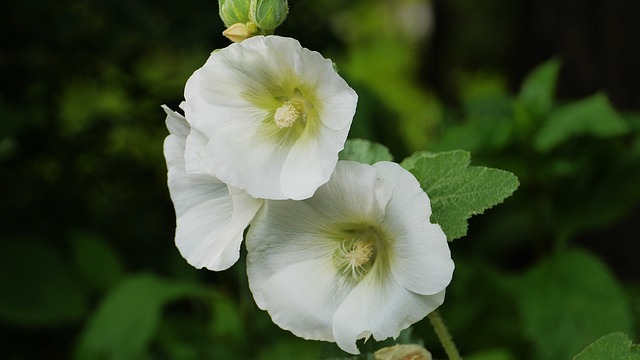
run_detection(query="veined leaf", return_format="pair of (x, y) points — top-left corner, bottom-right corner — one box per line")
(401, 150), (519, 240)
(339, 138), (393, 165)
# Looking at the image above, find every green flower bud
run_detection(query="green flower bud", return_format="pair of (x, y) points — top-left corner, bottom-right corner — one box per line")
(249, 0), (288, 32)
(219, 0), (251, 27)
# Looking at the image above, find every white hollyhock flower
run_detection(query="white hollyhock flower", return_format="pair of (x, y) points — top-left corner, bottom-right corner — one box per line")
(182, 35), (358, 200)
(163, 105), (263, 271)
(246, 161), (454, 354)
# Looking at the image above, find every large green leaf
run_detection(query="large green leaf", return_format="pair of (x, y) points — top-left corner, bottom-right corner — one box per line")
(339, 138), (393, 164)
(534, 92), (629, 152)
(0, 237), (88, 326)
(75, 274), (206, 360)
(401, 150), (519, 240)
(519, 250), (633, 360)
(573, 333), (640, 360)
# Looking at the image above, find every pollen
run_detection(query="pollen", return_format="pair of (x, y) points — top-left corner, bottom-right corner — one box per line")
(346, 239), (375, 267)
(274, 100), (304, 128)
(336, 235), (376, 280)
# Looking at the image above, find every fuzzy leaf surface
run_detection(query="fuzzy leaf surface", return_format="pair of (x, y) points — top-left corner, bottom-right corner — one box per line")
(401, 150), (519, 240)
(339, 138), (393, 164)
(573, 332), (640, 360)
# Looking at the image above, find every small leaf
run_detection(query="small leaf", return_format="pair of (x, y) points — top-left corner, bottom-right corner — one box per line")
(519, 250), (633, 360)
(75, 274), (206, 360)
(435, 115), (515, 153)
(518, 58), (561, 118)
(534, 92), (629, 152)
(464, 349), (516, 360)
(0, 237), (88, 327)
(401, 150), (519, 240)
(257, 338), (323, 360)
(71, 230), (125, 292)
(210, 292), (244, 342)
(339, 138), (393, 164)
(573, 332), (640, 360)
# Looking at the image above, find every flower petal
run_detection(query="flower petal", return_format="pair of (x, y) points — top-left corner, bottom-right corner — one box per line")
(279, 125), (349, 200)
(246, 199), (340, 308)
(305, 161), (392, 225)
(257, 258), (352, 342)
(182, 36), (357, 200)
(174, 101), (213, 175)
(332, 271), (446, 354)
(374, 162), (454, 295)
(316, 88), (358, 131)
(163, 106), (262, 271)
(163, 104), (190, 137)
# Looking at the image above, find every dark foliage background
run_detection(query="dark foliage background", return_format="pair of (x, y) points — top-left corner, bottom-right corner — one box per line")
(1, 0), (638, 359)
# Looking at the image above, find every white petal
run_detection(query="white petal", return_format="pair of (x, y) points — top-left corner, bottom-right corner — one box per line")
(258, 258), (352, 342)
(163, 105), (189, 137)
(306, 161), (392, 224)
(287, 45), (357, 132)
(163, 106), (263, 271)
(279, 125), (349, 200)
(162, 106), (189, 172)
(170, 172), (262, 272)
(332, 272), (446, 355)
(246, 199), (339, 308)
(373, 162), (454, 295)
(184, 127), (210, 175)
(203, 113), (291, 199)
(317, 88), (358, 131)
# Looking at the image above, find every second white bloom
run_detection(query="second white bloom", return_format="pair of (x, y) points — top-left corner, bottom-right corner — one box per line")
(163, 105), (263, 271)
(246, 161), (455, 354)
(183, 35), (358, 200)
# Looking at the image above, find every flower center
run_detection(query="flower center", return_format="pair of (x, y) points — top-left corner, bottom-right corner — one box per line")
(335, 228), (379, 280)
(274, 100), (305, 128)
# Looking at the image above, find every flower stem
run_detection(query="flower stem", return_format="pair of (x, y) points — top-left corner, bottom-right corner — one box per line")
(428, 310), (462, 360)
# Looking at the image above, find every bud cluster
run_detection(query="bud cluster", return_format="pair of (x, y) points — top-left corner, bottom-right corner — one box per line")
(219, 0), (288, 42)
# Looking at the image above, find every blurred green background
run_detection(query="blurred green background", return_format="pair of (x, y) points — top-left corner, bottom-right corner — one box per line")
(1, 0), (639, 359)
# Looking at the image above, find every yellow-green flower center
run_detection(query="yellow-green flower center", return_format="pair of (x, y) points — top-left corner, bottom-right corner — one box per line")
(274, 100), (304, 128)
(334, 227), (380, 280)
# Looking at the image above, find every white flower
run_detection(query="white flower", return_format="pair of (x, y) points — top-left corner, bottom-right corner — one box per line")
(181, 35), (358, 200)
(163, 105), (263, 271)
(246, 161), (454, 354)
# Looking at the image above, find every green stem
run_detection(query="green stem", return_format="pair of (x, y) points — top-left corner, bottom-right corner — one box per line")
(428, 310), (462, 360)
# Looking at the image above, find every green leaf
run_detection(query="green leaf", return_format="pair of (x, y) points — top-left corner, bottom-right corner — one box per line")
(210, 291), (244, 342)
(339, 138), (393, 164)
(71, 231), (125, 292)
(401, 150), (519, 240)
(519, 250), (633, 360)
(534, 92), (629, 152)
(464, 348), (516, 360)
(75, 274), (206, 360)
(573, 333), (640, 360)
(0, 237), (88, 327)
(257, 338), (323, 360)
(435, 115), (515, 153)
(518, 58), (561, 118)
